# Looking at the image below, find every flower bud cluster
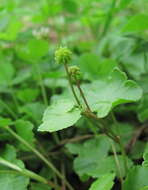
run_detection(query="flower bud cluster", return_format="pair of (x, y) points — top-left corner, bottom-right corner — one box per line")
(55, 47), (72, 65)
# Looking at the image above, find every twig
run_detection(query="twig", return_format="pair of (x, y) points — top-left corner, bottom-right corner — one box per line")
(126, 124), (147, 154)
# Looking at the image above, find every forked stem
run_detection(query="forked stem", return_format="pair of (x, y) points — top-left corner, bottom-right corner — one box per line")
(64, 64), (81, 106)
(75, 79), (91, 111)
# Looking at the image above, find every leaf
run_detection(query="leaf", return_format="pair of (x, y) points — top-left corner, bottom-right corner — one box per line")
(77, 53), (117, 80)
(142, 143), (148, 168)
(0, 117), (12, 127)
(137, 95), (148, 122)
(0, 19), (22, 41)
(12, 69), (31, 85)
(38, 99), (81, 132)
(0, 146), (29, 190)
(122, 14), (148, 32)
(0, 62), (15, 87)
(31, 183), (51, 190)
(0, 144), (24, 169)
(71, 136), (111, 178)
(89, 173), (115, 190)
(62, 0), (78, 14)
(15, 120), (35, 151)
(83, 68), (142, 118)
(140, 187), (148, 190)
(87, 155), (133, 178)
(0, 172), (29, 190)
(16, 88), (39, 103)
(16, 39), (49, 62)
(19, 102), (46, 124)
(123, 166), (148, 190)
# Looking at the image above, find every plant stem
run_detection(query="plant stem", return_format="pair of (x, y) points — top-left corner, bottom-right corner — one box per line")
(0, 158), (60, 190)
(118, 140), (128, 173)
(4, 126), (74, 190)
(111, 112), (128, 173)
(0, 100), (17, 119)
(64, 64), (81, 106)
(75, 79), (91, 111)
(100, 0), (117, 38)
(34, 63), (48, 106)
(110, 141), (123, 187)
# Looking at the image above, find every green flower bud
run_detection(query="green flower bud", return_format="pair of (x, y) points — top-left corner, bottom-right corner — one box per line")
(55, 46), (72, 64)
(68, 66), (81, 81)
(68, 66), (80, 76)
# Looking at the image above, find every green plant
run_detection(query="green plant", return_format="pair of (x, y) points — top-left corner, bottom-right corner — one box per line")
(0, 0), (148, 190)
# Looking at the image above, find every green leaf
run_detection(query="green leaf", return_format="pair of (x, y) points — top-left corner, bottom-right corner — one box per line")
(71, 136), (111, 178)
(16, 39), (49, 62)
(142, 143), (148, 168)
(19, 102), (46, 124)
(0, 19), (22, 41)
(0, 144), (24, 169)
(0, 117), (12, 127)
(140, 186), (148, 190)
(62, 0), (78, 14)
(15, 120), (35, 151)
(0, 172), (29, 190)
(122, 14), (148, 32)
(123, 166), (148, 190)
(38, 99), (81, 132)
(83, 68), (142, 118)
(31, 183), (51, 190)
(87, 155), (133, 178)
(89, 173), (115, 190)
(137, 95), (148, 122)
(0, 62), (15, 87)
(77, 53), (117, 80)
(16, 88), (39, 103)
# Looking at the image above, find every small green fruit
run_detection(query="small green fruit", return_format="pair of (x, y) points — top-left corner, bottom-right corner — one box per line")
(68, 66), (80, 76)
(55, 46), (72, 64)
(68, 66), (81, 81)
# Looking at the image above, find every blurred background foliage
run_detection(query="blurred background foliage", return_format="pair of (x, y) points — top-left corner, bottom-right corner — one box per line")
(0, 0), (148, 189)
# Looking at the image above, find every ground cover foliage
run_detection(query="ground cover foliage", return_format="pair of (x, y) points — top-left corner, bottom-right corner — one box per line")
(0, 0), (148, 189)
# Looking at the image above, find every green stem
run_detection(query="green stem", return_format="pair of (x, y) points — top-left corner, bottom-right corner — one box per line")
(110, 141), (123, 187)
(144, 51), (148, 72)
(118, 140), (128, 173)
(4, 126), (74, 190)
(0, 100), (17, 119)
(111, 112), (128, 173)
(34, 63), (48, 106)
(0, 158), (60, 190)
(75, 79), (91, 111)
(100, 0), (117, 38)
(64, 64), (81, 107)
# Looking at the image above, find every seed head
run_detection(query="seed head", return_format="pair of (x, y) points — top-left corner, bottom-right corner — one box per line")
(68, 66), (81, 81)
(55, 47), (72, 64)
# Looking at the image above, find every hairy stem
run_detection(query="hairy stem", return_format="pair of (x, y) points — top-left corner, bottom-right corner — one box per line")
(0, 100), (17, 119)
(100, 0), (117, 38)
(110, 141), (123, 187)
(75, 79), (91, 111)
(0, 158), (60, 190)
(111, 112), (128, 173)
(34, 63), (48, 106)
(64, 64), (81, 106)
(4, 126), (74, 190)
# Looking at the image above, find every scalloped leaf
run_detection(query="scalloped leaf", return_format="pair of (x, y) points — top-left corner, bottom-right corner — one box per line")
(38, 99), (81, 132)
(82, 68), (142, 118)
(89, 173), (115, 190)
